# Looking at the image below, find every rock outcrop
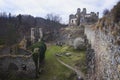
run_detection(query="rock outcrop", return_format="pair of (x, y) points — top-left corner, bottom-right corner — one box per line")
(60, 25), (86, 49)
(85, 25), (120, 80)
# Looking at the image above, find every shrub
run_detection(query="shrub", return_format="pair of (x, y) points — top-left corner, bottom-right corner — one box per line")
(0, 39), (5, 45)
(103, 9), (109, 16)
(32, 41), (47, 62)
(31, 41), (47, 77)
(112, 1), (120, 23)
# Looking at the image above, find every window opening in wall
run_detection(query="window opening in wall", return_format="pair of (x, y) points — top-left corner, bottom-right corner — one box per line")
(72, 20), (73, 23)
(21, 64), (27, 71)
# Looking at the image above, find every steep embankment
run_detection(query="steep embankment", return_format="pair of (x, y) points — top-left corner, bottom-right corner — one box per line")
(85, 24), (120, 80)
(84, 2), (120, 80)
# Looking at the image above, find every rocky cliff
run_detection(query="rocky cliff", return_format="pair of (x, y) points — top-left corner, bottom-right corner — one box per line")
(84, 2), (120, 79)
(85, 23), (120, 80)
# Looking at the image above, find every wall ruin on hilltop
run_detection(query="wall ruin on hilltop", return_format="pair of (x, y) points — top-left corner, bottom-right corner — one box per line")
(69, 8), (99, 26)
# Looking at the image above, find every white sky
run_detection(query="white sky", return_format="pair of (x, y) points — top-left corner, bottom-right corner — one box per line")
(0, 0), (119, 23)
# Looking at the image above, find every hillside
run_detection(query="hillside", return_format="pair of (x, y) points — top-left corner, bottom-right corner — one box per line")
(0, 14), (66, 45)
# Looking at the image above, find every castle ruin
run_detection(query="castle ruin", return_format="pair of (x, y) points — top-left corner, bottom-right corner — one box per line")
(69, 8), (99, 26)
(31, 27), (43, 44)
(0, 27), (44, 79)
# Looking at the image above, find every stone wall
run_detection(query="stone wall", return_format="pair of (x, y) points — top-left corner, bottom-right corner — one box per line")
(85, 26), (120, 80)
(0, 53), (35, 79)
(60, 26), (85, 48)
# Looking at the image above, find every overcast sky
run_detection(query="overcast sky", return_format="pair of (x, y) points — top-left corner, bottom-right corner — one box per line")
(0, 0), (119, 23)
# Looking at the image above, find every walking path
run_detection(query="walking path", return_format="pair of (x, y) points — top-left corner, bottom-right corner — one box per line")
(56, 57), (85, 79)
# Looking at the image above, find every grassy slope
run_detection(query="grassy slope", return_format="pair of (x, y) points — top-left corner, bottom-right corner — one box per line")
(7, 45), (86, 80)
(57, 46), (87, 74)
(38, 45), (76, 80)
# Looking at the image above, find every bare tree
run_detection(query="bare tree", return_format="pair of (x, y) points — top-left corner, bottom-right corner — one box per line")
(46, 13), (62, 23)
(17, 14), (22, 24)
(103, 9), (109, 16)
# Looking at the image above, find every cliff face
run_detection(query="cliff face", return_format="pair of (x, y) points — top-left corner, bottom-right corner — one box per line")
(84, 2), (120, 79)
(85, 24), (120, 80)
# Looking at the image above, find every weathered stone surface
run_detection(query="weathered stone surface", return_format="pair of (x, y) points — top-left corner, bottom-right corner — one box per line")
(8, 63), (19, 71)
(59, 25), (85, 48)
(0, 54), (36, 79)
(85, 26), (120, 80)
(73, 37), (85, 49)
(65, 52), (72, 56)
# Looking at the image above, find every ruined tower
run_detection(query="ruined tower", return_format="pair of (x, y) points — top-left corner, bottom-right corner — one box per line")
(31, 28), (35, 43)
(82, 8), (86, 14)
(69, 8), (99, 26)
(31, 27), (43, 44)
(77, 8), (81, 14)
(76, 8), (81, 26)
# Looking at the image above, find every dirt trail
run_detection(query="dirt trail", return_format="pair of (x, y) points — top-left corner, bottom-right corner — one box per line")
(56, 57), (85, 79)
